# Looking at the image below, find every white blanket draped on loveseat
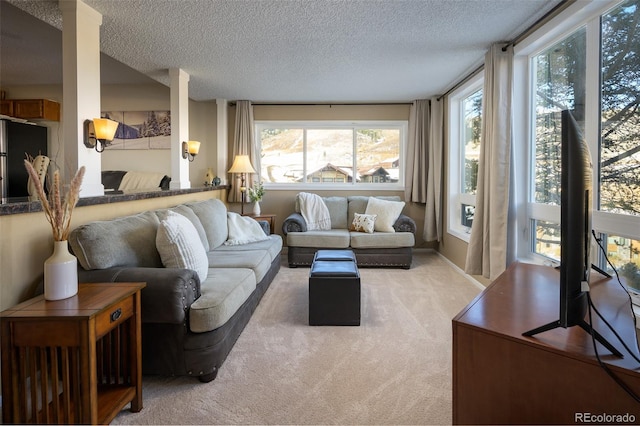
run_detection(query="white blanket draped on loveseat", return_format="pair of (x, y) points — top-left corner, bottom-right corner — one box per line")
(298, 192), (331, 231)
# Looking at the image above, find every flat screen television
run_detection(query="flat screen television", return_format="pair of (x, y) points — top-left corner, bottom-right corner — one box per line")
(523, 109), (621, 357)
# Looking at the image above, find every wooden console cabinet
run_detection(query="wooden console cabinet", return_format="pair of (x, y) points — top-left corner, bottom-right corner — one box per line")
(453, 262), (640, 424)
(1, 282), (145, 424)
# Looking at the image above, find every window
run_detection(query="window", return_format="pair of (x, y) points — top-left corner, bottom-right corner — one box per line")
(448, 74), (483, 241)
(255, 121), (406, 188)
(514, 0), (640, 299)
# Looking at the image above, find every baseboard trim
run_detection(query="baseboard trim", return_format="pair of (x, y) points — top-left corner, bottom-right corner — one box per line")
(430, 249), (486, 290)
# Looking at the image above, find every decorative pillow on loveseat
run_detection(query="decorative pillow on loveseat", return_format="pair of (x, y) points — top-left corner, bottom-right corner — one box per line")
(350, 213), (377, 233)
(365, 197), (406, 232)
(156, 210), (209, 282)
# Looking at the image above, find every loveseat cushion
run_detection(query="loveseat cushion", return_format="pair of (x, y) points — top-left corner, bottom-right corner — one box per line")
(185, 199), (228, 249)
(365, 197), (406, 232)
(189, 268), (256, 333)
(295, 195), (348, 229)
(287, 229), (350, 248)
(349, 231), (415, 248)
(322, 196), (348, 229)
(207, 249), (272, 283)
(347, 195), (402, 225)
(69, 211), (162, 270)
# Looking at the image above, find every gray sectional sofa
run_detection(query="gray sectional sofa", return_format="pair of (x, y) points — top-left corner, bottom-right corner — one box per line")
(282, 195), (416, 268)
(68, 198), (282, 382)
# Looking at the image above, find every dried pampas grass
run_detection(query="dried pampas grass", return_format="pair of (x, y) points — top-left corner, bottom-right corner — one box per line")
(24, 160), (85, 241)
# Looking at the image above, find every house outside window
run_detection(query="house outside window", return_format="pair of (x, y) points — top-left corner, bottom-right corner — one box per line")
(514, 0), (640, 300)
(255, 121), (406, 189)
(447, 74), (483, 242)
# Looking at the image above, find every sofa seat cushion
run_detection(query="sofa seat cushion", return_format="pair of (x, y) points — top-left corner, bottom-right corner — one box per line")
(287, 229), (350, 248)
(349, 231), (415, 249)
(214, 235), (283, 263)
(189, 268), (256, 333)
(207, 249), (272, 283)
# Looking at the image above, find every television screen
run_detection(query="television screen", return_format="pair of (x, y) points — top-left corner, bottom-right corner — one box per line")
(559, 109), (591, 328)
(523, 110), (621, 357)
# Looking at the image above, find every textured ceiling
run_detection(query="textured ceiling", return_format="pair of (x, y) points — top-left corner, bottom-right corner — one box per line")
(2, 0), (562, 102)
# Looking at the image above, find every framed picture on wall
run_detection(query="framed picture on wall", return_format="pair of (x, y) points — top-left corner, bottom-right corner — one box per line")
(101, 110), (171, 149)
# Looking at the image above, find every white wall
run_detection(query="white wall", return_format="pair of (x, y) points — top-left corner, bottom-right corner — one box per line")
(2, 83), (218, 186)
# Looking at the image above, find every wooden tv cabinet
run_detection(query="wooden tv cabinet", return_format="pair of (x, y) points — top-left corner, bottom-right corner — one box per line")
(452, 262), (640, 424)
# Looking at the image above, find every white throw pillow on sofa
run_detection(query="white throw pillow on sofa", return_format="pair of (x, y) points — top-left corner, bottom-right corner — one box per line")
(364, 197), (405, 233)
(156, 210), (209, 282)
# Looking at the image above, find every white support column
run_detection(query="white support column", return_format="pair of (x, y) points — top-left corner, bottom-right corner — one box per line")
(169, 68), (191, 189)
(216, 99), (229, 184)
(59, 0), (104, 197)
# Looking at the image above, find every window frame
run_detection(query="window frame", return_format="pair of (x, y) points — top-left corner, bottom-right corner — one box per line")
(254, 120), (407, 191)
(447, 73), (484, 242)
(512, 0), (640, 269)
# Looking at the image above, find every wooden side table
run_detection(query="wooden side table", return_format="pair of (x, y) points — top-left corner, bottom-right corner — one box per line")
(1, 282), (145, 425)
(243, 213), (276, 234)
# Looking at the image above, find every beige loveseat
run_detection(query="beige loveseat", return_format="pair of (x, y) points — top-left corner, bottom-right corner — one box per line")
(282, 195), (416, 268)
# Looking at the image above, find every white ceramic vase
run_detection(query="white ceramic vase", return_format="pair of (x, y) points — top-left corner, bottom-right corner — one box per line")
(253, 201), (261, 216)
(44, 240), (78, 301)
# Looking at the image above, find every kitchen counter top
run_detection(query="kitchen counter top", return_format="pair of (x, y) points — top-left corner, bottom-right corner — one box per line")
(0, 184), (229, 216)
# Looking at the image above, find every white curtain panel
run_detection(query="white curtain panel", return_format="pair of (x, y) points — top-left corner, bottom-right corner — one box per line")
(228, 100), (256, 203)
(464, 44), (514, 280)
(405, 98), (444, 242)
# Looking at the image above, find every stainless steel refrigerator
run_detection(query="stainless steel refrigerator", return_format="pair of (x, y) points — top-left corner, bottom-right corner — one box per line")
(0, 118), (48, 202)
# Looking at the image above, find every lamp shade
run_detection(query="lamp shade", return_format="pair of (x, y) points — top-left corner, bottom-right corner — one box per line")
(93, 118), (119, 141)
(228, 155), (256, 174)
(186, 140), (200, 155)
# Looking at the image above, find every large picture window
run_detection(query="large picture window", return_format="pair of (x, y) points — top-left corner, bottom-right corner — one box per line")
(515, 0), (640, 298)
(256, 121), (406, 188)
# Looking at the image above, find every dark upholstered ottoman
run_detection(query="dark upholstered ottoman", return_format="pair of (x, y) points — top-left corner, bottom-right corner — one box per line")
(309, 252), (361, 326)
(314, 249), (357, 262)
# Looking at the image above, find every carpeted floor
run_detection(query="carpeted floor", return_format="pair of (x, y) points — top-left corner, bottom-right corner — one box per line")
(112, 250), (482, 425)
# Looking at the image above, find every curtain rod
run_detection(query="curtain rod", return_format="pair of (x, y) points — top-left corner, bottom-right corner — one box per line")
(229, 102), (412, 107)
(436, 0), (575, 102)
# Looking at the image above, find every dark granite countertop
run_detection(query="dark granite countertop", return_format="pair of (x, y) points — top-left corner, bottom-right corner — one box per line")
(0, 185), (229, 216)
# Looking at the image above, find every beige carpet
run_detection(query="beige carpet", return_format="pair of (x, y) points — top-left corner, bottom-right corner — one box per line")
(112, 250), (482, 425)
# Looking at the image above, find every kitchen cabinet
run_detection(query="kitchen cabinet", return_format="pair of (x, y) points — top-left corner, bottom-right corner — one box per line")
(0, 99), (60, 121)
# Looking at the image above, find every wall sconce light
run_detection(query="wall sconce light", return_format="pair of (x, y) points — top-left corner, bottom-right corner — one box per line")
(84, 118), (119, 153)
(182, 141), (201, 162)
(227, 154), (256, 215)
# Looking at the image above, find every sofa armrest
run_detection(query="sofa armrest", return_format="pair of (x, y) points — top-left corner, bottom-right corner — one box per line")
(257, 220), (270, 235)
(78, 267), (200, 325)
(282, 212), (307, 234)
(393, 214), (417, 234)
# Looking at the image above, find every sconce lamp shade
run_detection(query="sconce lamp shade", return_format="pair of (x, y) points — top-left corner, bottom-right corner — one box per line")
(227, 155), (256, 174)
(188, 141), (200, 154)
(83, 117), (119, 152)
(93, 118), (119, 141)
(182, 140), (201, 162)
